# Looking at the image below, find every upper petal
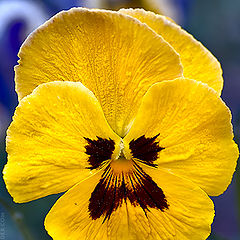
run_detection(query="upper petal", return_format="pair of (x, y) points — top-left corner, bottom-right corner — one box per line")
(15, 7), (182, 137)
(119, 8), (223, 95)
(3, 81), (121, 203)
(124, 78), (239, 196)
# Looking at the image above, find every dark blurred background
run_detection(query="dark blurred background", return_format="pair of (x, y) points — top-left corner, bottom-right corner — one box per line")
(0, 0), (239, 239)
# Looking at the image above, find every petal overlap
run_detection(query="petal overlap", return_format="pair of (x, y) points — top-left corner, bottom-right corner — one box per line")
(3, 7), (238, 240)
(124, 78), (238, 196)
(3, 81), (120, 203)
(119, 8), (223, 94)
(15, 8), (182, 136)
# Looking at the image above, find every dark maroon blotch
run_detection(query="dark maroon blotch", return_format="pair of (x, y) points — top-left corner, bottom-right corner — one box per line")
(129, 134), (164, 167)
(88, 161), (169, 222)
(84, 137), (115, 170)
(131, 162), (168, 213)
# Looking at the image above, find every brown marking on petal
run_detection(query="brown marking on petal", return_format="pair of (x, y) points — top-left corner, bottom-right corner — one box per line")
(88, 160), (169, 222)
(84, 137), (115, 170)
(129, 134), (164, 167)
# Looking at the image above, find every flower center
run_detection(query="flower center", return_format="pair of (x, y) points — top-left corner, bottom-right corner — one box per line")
(84, 134), (164, 170)
(84, 134), (168, 222)
(110, 155), (132, 174)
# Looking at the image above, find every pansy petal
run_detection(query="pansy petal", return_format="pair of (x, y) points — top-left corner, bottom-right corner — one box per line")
(124, 78), (238, 196)
(119, 8), (223, 94)
(3, 81), (121, 203)
(45, 164), (214, 240)
(15, 8), (182, 137)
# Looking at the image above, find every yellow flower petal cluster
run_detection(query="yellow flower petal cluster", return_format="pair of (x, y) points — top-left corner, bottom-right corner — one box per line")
(3, 8), (239, 240)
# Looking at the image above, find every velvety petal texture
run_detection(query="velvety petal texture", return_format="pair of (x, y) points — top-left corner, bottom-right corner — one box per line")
(15, 8), (182, 137)
(45, 165), (214, 240)
(3, 81), (121, 203)
(3, 7), (238, 240)
(124, 78), (238, 196)
(119, 8), (223, 95)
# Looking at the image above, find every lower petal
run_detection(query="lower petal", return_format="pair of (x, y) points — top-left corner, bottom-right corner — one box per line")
(45, 163), (214, 240)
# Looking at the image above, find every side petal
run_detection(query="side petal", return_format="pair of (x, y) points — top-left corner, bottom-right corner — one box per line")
(3, 81), (121, 203)
(119, 8), (223, 95)
(44, 164), (214, 240)
(124, 78), (239, 196)
(15, 8), (183, 137)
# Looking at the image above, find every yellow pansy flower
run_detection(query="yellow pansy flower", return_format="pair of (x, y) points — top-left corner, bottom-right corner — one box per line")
(3, 8), (239, 240)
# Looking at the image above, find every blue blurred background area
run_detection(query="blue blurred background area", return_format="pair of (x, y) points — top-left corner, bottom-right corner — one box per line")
(0, 0), (239, 239)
